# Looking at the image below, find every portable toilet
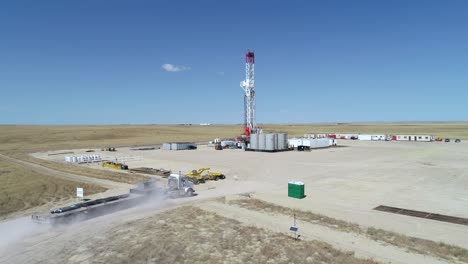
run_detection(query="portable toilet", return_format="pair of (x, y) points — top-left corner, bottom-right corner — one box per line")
(288, 181), (305, 199)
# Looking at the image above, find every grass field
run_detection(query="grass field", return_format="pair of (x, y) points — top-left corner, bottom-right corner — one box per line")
(0, 158), (105, 218)
(0, 122), (466, 218)
(55, 206), (379, 264)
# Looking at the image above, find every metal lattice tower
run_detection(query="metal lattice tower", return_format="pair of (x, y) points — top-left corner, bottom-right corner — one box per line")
(240, 51), (255, 136)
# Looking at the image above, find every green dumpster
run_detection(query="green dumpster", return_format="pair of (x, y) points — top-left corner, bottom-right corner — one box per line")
(288, 181), (305, 199)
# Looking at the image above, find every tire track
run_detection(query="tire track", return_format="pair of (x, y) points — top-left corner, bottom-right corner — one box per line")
(0, 153), (132, 190)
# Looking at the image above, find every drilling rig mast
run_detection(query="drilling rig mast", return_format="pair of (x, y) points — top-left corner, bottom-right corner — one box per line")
(240, 51), (256, 136)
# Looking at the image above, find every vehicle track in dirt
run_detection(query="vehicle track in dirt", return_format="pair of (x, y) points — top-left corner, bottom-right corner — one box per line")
(0, 153), (132, 190)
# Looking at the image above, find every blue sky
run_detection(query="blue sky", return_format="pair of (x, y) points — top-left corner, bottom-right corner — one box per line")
(0, 0), (467, 124)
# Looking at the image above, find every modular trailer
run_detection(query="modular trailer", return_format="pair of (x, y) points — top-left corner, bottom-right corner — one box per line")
(393, 135), (434, 142)
(357, 134), (388, 141)
(288, 138), (335, 150)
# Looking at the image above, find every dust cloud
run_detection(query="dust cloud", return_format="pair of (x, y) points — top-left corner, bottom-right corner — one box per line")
(0, 217), (47, 254)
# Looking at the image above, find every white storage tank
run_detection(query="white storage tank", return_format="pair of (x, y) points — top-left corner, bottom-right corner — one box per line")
(258, 133), (266, 150)
(277, 133), (287, 150)
(265, 133), (276, 151)
(250, 133), (259, 149)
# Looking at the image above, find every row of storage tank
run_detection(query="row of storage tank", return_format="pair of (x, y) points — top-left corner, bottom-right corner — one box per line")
(65, 155), (102, 163)
(249, 133), (288, 151)
(162, 142), (197, 151)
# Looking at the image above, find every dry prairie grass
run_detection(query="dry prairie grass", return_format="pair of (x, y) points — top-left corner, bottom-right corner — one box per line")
(228, 198), (468, 263)
(61, 206), (379, 264)
(0, 158), (105, 218)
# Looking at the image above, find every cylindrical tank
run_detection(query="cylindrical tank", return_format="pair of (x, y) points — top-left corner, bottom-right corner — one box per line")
(250, 133), (258, 149)
(265, 133), (276, 151)
(277, 133), (287, 150)
(258, 133), (266, 150)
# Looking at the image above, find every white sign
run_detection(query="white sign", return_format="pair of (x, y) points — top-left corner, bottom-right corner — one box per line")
(76, 188), (84, 198)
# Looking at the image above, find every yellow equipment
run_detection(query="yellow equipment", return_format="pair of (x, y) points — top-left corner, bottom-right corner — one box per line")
(203, 170), (225, 181)
(186, 168), (207, 184)
(186, 168), (225, 184)
(102, 161), (128, 170)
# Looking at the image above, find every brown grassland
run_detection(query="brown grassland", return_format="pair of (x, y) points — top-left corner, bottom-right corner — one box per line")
(54, 206), (379, 264)
(0, 158), (105, 218)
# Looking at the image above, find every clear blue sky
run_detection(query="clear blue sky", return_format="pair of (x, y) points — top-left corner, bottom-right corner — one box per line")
(1, 0), (467, 124)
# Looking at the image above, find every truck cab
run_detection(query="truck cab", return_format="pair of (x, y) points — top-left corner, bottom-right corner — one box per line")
(167, 173), (195, 197)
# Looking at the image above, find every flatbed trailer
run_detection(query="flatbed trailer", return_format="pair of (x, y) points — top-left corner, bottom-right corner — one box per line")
(31, 178), (195, 225)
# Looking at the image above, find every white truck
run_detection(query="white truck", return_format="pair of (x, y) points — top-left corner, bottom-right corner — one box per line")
(166, 173), (196, 197)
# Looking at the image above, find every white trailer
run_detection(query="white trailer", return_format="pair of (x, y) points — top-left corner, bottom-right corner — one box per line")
(288, 138), (303, 148)
(371, 135), (387, 141)
(395, 135), (434, 142)
(288, 138), (331, 150)
(336, 134), (358, 140)
(358, 134), (372, 141)
(304, 133), (328, 139)
(357, 134), (387, 141)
